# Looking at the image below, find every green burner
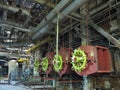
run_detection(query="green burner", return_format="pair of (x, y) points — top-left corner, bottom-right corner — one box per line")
(71, 49), (87, 72)
(53, 54), (63, 72)
(41, 57), (49, 72)
(34, 59), (40, 71)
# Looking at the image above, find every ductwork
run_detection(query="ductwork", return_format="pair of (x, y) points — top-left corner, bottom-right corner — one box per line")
(33, 0), (71, 33)
(0, 3), (30, 16)
(32, 0), (88, 40)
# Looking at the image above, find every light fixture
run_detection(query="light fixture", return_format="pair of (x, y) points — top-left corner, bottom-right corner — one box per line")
(4, 39), (17, 42)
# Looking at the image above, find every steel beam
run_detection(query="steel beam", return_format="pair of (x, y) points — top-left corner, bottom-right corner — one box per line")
(90, 21), (120, 49)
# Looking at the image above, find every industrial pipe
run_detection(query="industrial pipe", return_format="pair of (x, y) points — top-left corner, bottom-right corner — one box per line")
(27, 37), (52, 53)
(0, 3), (30, 16)
(0, 23), (31, 32)
(33, 0), (70, 33)
(34, 0), (56, 8)
(32, 0), (88, 40)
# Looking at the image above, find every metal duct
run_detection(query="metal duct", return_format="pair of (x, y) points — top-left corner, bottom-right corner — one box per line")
(0, 3), (30, 16)
(32, 0), (88, 40)
(33, 0), (70, 33)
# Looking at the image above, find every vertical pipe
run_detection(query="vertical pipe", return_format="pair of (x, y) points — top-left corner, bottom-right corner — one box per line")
(83, 76), (89, 90)
(55, 14), (59, 90)
(3, 10), (7, 21)
(23, 16), (31, 27)
(69, 75), (73, 90)
(56, 13), (59, 59)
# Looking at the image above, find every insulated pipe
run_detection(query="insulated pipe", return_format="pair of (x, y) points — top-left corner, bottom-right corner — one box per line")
(0, 3), (30, 16)
(32, 0), (88, 40)
(0, 24), (31, 32)
(34, 0), (56, 8)
(27, 37), (52, 53)
(33, 0), (70, 33)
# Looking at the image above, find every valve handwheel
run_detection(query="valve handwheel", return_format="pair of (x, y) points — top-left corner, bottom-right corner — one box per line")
(34, 59), (40, 71)
(53, 54), (62, 72)
(41, 57), (49, 72)
(71, 49), (87, 72)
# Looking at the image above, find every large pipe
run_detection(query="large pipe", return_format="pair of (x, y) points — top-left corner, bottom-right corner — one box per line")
(32, 0), (88, 40)
(34, 0), (56, 8)
(0, 23), (31, 32)
(27, 37), (52, 53)
(33, 0), (70, 33)
(0, 3), (30, 16)
(90, 21), (120, 49)
(1, 42), (30, 47)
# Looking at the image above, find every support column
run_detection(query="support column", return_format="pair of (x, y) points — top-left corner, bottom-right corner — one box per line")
(81, 4), (91, 90)
(80, 4), (89, 46)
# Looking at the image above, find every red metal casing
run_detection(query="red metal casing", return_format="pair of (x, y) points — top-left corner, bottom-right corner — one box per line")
(75, 46), (112, 76)
(45, 52), (55, 75)
(58, 47), (73, 77)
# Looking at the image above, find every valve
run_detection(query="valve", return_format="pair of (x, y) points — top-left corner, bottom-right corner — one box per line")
(53, 54), (63, 72)
(71, 49), (87, 72)
(41, 57), (48, 72)
(34, 59), (40, 71)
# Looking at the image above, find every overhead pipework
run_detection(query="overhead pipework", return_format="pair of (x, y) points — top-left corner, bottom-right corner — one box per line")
(32, 0), (71, 34)
(32, 0), (88, 40)
(0, 3), (31, 16)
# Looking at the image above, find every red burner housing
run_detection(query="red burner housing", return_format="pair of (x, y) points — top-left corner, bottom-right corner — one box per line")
(75, 46), (112, 76)
(45, 52), (55, 75)
(58, 47), (73, 77)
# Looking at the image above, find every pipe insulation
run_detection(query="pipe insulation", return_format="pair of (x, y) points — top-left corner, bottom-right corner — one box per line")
(0, 24), (31, 32)
(0, 3), (30, 16)
(32, 0), (88, 40)
(33, 0), (70, 33)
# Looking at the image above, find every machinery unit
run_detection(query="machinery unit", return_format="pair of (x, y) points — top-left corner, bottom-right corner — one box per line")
(71, 46), (112, 76)
(41, 52), (55, 75)
(53, 47), (72, 77)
